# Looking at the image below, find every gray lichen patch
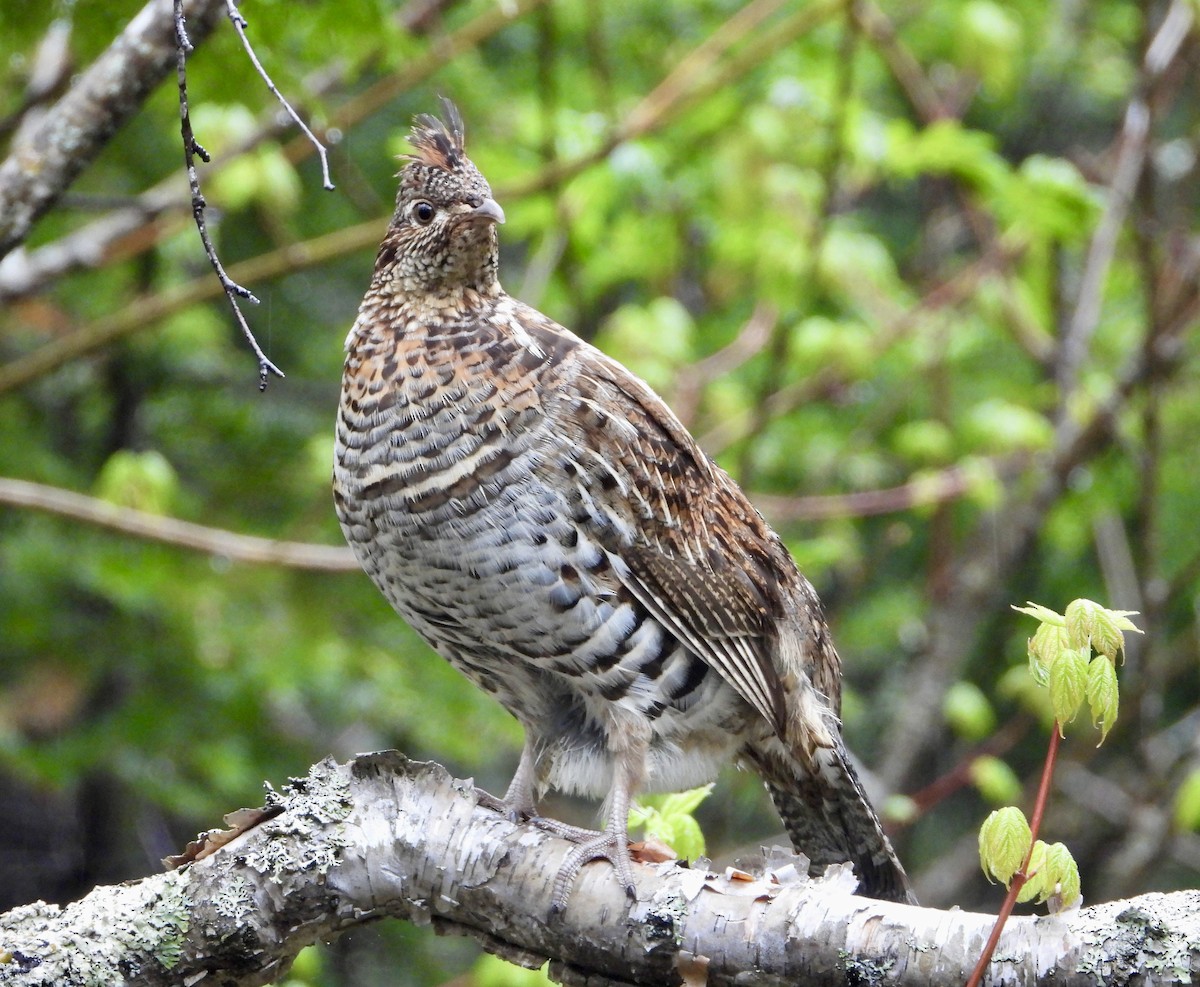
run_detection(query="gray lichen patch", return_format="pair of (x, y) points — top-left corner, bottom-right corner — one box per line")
(642, 887), (689, 946)
(1078, 904), (1197, 984)
(244, 758), (354, 882)
(0, 868), (191, 986)
(211, 874), (255, 924)
(283, 758), (355, 825)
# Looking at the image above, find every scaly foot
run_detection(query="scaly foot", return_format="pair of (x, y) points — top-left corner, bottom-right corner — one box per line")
(475, 791), (636, 910)
(474, 786), (535, 822)
(550, 827), (637, 912)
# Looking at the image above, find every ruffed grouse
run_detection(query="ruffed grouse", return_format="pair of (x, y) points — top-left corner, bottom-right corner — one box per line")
(334, 100), (914, 907)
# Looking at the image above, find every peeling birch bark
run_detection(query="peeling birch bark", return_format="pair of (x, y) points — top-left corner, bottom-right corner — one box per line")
(0, 753), (1196, 986)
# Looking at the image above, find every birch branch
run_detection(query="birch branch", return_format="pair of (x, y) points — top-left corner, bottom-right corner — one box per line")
(1, 753), (1195, 986)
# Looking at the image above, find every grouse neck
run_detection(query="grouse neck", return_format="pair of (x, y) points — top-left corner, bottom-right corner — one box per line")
(391, 281), (506, 324)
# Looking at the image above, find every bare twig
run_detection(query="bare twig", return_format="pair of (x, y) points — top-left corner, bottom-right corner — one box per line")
(904, 718), (1029, 816)
(0, 216), (384, 395)
(850, 0), (944, 122)
(308, 0), (553, 147)
(670, 303), (776, 426)
(751, 465), (975, 523)
(503, 0), (842, 200)
(174, 0), (283, 390)
(1, 0), (837, 393)
(222, 0), (334, 191)
(697, 241), (1024, 455)
(0, 0), (537, 303)
(1055, 0), (1193, 410)
(0, 477), (358, 571)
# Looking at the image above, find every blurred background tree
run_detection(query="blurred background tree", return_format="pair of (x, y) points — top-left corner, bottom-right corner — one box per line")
(1, 0), (1199, 982)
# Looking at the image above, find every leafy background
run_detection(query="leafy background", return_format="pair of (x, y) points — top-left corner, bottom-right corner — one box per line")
(2, 0), (1199, 982)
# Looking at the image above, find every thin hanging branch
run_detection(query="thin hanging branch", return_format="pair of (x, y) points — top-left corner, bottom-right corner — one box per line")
(174, 0), (283, 390)
(174, 0), (339, 389)
(223, 0), (335, 192)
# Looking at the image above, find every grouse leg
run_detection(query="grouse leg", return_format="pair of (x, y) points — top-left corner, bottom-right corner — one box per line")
(549, 728), (644, 910)
(475, 734), (542, 821)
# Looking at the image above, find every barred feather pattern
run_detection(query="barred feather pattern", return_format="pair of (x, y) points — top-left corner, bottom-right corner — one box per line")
(333, 103), (914, 904)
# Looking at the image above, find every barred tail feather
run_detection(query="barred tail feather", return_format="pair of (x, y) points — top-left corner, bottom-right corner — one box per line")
(748, 740), (916, 904)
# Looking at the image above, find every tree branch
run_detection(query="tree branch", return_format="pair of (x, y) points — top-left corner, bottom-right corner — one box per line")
(1055, 0), (1192, 405)
(1, 753), (1196, 987)
(0, 216), (385, 395)
(750, 465), (975, 522)
(0, 0), (226, 259)
(0, 477), (358, 571)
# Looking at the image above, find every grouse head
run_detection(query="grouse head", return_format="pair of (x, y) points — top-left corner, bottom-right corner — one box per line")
(377, 98), (505, 295)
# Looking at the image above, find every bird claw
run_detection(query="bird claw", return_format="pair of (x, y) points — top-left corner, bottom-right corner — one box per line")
(550, 829), (637, 913)
(473, 786), (535, 823)
(474, 788), (636, 909)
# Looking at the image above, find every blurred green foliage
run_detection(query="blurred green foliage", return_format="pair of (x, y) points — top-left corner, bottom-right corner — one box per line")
(2, 0), (1200, 982)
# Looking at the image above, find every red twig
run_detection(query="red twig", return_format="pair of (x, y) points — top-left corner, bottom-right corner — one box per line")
(964, 727), (1062, 987)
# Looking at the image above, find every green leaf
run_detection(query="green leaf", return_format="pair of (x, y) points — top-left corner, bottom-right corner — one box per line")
(1012, 602), (1065, 627)
(1043, 842), (1082, 908)
(969, 756), (1022, 806)
(1090, 607), (1125, 661)
(943, 681), (997, 741)
(882, 794), (919, 825)
(1015, 839), (1049, 903)
(978, 806), (1031, 885)
(1110, 612), (1143, 634)
(891, 420), (954, 465)
(1008, 156), (1100, 243)
(884, 119), (1008, 192)
(1092, 606), (1142, 662)
(660, 814), (706, 863)
(1028, 620), (1068, 685)
(997, 664), (1055, 728)
(1172, 771), (1200, 832)
(655, 783), (715, 819)
(629, 784), (713, 860)
(1086, 655), (1119, 743)
(956, 1), (1023, 96)
(598, 297), (694, 393)
(473, 954), (552, 987)
(962, 399), (1054, 454)
(1048, 647), (1089, 730)
(1064, 598), (1101, 651)
(94, 450), (179, 515)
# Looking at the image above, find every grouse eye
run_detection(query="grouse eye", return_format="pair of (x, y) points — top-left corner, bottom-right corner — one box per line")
(412, 201), (436, 225)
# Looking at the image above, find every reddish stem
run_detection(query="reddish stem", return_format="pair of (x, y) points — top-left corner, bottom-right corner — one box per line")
(964, 726), (1062, 987)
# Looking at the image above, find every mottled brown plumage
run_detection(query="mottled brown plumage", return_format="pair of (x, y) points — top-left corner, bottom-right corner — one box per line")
(334, 99), (914, 907)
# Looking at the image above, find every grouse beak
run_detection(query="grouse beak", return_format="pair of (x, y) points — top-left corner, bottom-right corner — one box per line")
(471, 197), (506, 226)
